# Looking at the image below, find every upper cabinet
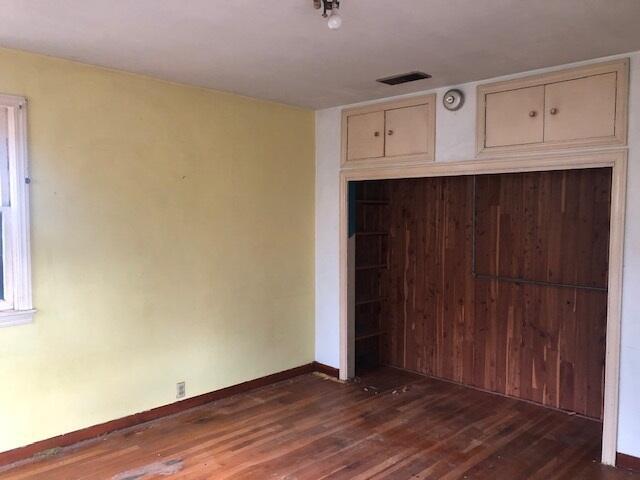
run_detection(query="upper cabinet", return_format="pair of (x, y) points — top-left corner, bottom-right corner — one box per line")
(485, 86), (544, 147)
(543, 73), (617, 142)
(385, 104), (432, 157)
(342, 94), (435, 168)
(477, 59), (628, 156)
(347, 111), (385, 161)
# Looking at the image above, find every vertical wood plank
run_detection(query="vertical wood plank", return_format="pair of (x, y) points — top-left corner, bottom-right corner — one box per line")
(382, 168), (610, 419)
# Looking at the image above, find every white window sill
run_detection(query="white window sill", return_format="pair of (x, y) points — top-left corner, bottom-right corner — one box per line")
(0, 309), (36, 327)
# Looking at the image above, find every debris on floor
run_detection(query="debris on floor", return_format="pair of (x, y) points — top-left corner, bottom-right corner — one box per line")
(392, 385), (411, 395)
(33, 447), (62, 459)
(112, 459), (183, 480)
(312, 372), (345, 383)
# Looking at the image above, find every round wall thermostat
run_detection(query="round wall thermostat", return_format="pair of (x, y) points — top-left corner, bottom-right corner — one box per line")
(443, 89), (464, 111)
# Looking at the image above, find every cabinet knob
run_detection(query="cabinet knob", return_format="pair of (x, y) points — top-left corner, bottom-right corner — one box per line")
(550, 107), (558, 115)
(374, 131), (380, 137)
(529, 110), (537, 117)
(387, 129), (394, 136)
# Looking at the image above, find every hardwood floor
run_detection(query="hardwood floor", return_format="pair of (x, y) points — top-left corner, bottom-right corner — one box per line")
(1, 368), (638, 480)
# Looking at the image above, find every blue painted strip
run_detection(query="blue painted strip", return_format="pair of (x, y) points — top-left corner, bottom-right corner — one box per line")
(348, 182), (357, 238)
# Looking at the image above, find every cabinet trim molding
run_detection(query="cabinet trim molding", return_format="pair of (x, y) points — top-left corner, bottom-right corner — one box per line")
(341, 93), (436, 170)
(476, 58), (629, 156)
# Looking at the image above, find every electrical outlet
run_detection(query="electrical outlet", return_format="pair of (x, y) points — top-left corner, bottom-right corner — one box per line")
(176, 381), (186, 399)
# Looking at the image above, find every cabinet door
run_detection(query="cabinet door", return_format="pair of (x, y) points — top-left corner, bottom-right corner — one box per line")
(544, 73), (616, 142)
(485, 86), (544, 147)
(384, 104), (431, 157)
(347, 111), (385, 161)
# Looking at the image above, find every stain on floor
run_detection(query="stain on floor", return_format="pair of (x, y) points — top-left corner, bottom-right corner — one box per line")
(111, 459), (183, 480)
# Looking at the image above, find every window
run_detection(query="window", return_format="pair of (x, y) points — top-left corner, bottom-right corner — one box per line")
(0, 95), (34, 326)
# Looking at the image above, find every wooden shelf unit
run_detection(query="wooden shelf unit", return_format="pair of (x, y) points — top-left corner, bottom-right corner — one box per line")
(353, 180), (390, 372)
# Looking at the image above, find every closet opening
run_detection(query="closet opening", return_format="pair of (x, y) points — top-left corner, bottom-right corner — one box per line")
(349, 167), (612, 422)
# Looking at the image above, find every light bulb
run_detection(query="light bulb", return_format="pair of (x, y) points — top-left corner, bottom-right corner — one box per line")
(327, 10), (342, 29)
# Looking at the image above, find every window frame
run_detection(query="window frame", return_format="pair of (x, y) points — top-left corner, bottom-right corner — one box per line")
(0, 94), (34, 327)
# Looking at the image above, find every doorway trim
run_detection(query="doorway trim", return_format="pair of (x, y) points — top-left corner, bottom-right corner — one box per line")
(338, 149), (627, 466)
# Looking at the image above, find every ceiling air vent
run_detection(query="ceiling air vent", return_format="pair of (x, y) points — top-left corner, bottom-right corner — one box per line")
(376, 71), (432, 86)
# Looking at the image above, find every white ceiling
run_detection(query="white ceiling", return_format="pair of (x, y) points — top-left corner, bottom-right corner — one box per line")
(1, 0), (640, 109)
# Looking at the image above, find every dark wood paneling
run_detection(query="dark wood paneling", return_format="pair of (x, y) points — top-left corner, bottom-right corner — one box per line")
(381, 168), (611, 419)
(475, 170), (611, 288)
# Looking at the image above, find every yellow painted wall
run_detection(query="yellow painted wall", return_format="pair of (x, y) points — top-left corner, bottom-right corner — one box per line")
(0, 47), (315, 452)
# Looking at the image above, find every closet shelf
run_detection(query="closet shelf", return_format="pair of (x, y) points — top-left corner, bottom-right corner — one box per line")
(355, 296), (389, 306)
(356, 264), (389, 271)
(356, 330), (386, 341)
(357, 200), (390, 205)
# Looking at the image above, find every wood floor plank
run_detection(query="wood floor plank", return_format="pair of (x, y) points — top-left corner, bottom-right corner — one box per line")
(1, 369), (637, 480)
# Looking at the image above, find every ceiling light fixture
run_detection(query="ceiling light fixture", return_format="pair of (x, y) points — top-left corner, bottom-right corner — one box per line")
(314, 0), (342, 30)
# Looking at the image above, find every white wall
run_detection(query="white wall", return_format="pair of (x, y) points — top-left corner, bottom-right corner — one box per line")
(618, 51), (640, 459)
(315, 108), (342, 367)
(315, 51), (640, 458)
